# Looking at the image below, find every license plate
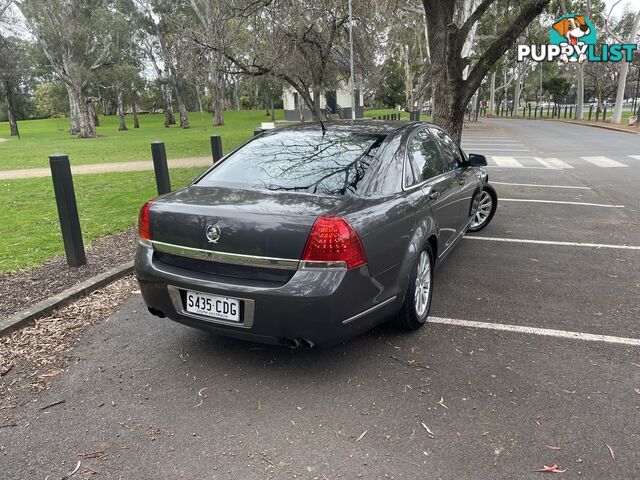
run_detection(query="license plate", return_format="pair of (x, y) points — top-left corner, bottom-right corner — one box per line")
(184, 290), (241, 322)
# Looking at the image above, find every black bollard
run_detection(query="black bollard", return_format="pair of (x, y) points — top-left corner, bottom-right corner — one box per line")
(151, 141), (171, 195)
(211, 135), (223, 163)
(49, 154), (86, 267)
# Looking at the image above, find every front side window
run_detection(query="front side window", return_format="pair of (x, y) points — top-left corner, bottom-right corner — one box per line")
(430, 127), (463, 172)
(405, 129), (446, 186)
(197, 130), (384, 196)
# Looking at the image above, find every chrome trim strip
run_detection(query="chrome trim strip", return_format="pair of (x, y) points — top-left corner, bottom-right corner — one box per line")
(167, 285), (256, 328)
(151, 240), (300, 271)
(138, 238), (152, 248)
(299, 260), (348, 270)
(342, 296), (397, 324)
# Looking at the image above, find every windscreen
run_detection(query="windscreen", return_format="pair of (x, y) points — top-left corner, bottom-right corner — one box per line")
(196, 130), (384, 195)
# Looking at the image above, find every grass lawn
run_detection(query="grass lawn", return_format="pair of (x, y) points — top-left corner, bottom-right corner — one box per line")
(0, 109), (282, 171)
(0, 167), (207, 274)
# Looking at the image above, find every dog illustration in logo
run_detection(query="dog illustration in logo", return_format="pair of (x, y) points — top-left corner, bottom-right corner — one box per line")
(552, 15), (591, 63)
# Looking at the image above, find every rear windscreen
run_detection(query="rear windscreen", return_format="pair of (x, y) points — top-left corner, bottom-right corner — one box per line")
(196, 130), (384, 195)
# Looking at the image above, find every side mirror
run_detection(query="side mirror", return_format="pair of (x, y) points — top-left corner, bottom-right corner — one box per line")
(468, 153), (487, 167)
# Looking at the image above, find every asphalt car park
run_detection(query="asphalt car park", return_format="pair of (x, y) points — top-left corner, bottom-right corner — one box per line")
(2, 119), (639, 479)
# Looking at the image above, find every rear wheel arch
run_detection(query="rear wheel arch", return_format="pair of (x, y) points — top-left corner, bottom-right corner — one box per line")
(396, 217), (438, 297)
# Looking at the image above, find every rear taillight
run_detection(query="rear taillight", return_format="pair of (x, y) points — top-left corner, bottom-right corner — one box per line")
(301, 216), (366, 269)
(138, 200), (153, 241)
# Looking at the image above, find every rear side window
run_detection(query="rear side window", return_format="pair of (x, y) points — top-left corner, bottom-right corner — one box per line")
(197, 130), (384, 196)
(405, 129), (446, 186)
(430, 128), (463, 172)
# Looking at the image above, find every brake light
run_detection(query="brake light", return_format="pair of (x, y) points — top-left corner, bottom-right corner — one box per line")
(301, 216), (366, 269)
(138, 200), (153, 240)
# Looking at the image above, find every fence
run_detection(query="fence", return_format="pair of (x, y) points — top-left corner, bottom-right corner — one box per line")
(372, 111), (422, 121)
(487, 104), (613, 122)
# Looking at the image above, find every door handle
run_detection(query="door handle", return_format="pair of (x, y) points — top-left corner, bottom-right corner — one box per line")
(459, 179), (465, 185)
(428, 190), (440, 200)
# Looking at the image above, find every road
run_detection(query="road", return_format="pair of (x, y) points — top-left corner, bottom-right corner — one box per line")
(2, 119), (639, 479)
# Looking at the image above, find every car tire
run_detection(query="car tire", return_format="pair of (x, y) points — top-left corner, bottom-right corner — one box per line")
(395, 243), (434, 331)
(468, 184), (497, 232)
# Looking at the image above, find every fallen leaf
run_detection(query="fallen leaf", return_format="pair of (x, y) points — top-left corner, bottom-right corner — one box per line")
(606, 443), (615, 460)
(546, 445), (561, 450)
(421, 422), (435, 437)
(533, 463), (567, 473)
(355, 430), (367, 442)
(195, 387), (208, 407)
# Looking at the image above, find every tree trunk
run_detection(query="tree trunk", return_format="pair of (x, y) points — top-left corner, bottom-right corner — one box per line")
(68, 83), (96, 138)
(298, 97), (305, 122)
(576, 64), (584, 120)
(403, 45), (415, 111)
(270, 96), (275, 121)
(311, 88), (323, 123)
(116, 90), (128, 131)
(174, 84), (190, 129)
(2, 80), (19, 137)
(211, 69), (225, 126)
(66, 83), (80, 135)
(613, 11), (640, 123)
(426, 10), (466, 142)
(233, 79), (240, 110)
(489, 72), (496, 115)
(163, 85), (175, 127)
(513, 73), (523, 116)
(133, 102), (140, 128)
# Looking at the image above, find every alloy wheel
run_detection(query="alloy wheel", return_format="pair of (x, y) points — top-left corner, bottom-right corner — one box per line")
(471, 190), (493, 229)
(414, 251), (431, 317)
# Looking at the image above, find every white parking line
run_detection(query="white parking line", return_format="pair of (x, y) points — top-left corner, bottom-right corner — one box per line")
(481, 149), (531, 152)
(581, 156), (628, 168)
(629, 155), (640, 161)
(428, 317), (640, 347)
(491, 182), (591, 190)
(500, 198), (624, 208)
(535, 157), (573, 169)
(465, 236), (640, 250)
(492, 156), (525, 167)
(462, 141), (522, 145)
(485, 166), (550, 170)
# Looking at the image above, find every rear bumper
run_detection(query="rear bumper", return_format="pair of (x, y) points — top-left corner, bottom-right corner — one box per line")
(134, 245), (401, 346)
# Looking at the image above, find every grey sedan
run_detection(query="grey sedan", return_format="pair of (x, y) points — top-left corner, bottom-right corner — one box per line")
(135, 120), (497, 347)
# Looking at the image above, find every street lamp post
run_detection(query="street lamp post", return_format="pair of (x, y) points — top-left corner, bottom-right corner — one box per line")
(349, 0), (356, 120)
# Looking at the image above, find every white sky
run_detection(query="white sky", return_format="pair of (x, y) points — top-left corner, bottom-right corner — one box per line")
(603, 0), (639, 17)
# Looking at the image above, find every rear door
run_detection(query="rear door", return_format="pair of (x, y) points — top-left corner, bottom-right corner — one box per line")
(404, 128), (460, 250)
(429, 127), (477, 231)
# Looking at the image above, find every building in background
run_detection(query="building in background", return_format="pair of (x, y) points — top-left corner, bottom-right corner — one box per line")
(282, 81), (363, 121)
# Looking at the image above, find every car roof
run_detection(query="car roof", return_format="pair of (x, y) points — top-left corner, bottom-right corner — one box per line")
(268, 119), (426, 136)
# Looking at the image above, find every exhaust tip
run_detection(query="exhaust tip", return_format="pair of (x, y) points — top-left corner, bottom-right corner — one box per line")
(300, 339), (315, 349)
(283, 338), (300, 349)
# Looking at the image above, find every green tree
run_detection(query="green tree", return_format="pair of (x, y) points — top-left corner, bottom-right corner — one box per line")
(374, 57), (405, 108)
(542, 76), (571, 105)
(34, 82), (68, 117)
(16, 0), (116, 138)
